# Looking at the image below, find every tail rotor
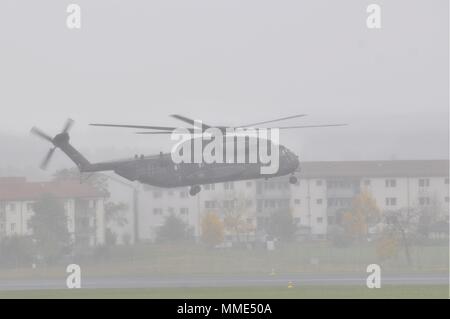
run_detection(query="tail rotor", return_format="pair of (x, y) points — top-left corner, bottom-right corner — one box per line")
(31, 119), (75, 170)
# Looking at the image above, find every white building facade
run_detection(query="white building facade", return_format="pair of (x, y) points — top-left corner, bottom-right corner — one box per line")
(136, 160), (449, 242)
(0, 177), (107, 247)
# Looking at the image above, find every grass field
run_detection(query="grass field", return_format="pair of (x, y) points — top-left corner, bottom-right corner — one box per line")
(0, 242), (447, 280)
(0, 285), (448, 299)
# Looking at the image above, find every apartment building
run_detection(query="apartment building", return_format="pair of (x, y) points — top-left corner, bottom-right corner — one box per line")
(0, 177), (107, 247)
(137, 160), (448, 242)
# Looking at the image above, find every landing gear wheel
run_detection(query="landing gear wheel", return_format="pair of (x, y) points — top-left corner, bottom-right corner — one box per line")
(289, 176), (298, 184)
(189, 185), (201, 196)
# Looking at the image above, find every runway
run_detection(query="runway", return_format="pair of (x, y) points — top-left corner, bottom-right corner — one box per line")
(0, 273), (447, 291)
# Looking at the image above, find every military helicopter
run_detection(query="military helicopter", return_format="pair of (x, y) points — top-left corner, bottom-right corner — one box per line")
(31, 115), (345, 196)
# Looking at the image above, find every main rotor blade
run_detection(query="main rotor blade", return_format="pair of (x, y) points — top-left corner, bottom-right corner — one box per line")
(274, 124), (348, 129)
(135, 131), (175, 135)
(90, 123), (178, 131)
(31, 127), (53, 143)
(62, 118), (74, 133)
(171, 114), (211, 130)
(238, 114), (308, 128)
(40, 147), (56, 170)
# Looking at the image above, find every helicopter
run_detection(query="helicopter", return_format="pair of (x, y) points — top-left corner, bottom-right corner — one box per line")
(31, 115), (346, 196)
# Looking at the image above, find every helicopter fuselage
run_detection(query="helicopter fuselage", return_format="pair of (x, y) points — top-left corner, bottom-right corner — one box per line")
(88, 145), (300, 188)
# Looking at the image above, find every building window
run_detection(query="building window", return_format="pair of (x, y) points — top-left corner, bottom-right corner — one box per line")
(445, 197), (449, 203)
(205, 200), (216, 209)
(316, 180), (322, 186)
(223, 200), (235, 209)
(264, 182), (275, 190)
(445, 178), (449, 184)
(316, 199), (323, 205)
(270, 200), (276, 208)
(246, 181), (252, 187)
(152, 208), (163, 215)
(294, 199), (300, 205)
(168, 190), (174, 196)
(10, 223), (16, 232)
(418, 179), (430, 187)
(153, 191), (162, 198)
(224, 182), (234, 190)
(385, 197), (397, 206)
(204, 184), (215, 191)
(364, 180), (371, 186)
(419, 197), (430, 206)
(7, 203), (16, 211)
(89, 200), (97, 209)
(328, 197), (353, 207)
(180, 208), (189, 215)
(327, 180), (355, 189)
(180, 191), (188, 198)
(385, 179), (396, 187)
(167, 207), (175, 214)
(246, 200), (252, 208)
(317, 217), (323, 224)
(257, 200), (263, 212)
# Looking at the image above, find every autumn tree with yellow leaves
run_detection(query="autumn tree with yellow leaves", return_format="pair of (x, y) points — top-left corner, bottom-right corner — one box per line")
(201, 212), (224, 247)
(342, 190), (380, 241)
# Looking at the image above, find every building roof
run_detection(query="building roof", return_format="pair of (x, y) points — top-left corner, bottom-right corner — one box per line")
(299, 160), (449, 178)
(0, 177), (107, 201)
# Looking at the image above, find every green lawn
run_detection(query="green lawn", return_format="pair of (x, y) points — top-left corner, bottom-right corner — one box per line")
(0, 285), (448, 299)
(1, 242), (447, 280)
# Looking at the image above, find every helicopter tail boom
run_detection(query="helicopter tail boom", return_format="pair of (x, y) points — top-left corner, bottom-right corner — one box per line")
(54, 133), (92, 171)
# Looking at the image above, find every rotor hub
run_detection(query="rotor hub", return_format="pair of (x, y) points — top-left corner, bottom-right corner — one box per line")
(53, 132), (70, 146)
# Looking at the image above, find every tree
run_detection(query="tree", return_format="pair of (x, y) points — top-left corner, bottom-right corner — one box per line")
(220, 193), (255, 242)
(156, 214), (193, 243)
(104, 202), (128, 227)
(0, 236), (34, 268)
(342, 190), (380, 240)
(104, 202), (128, 245)
(267, 209), (297, 242)
(376, 230), (400, 261)
(382, 210), (413, 265)
(28, 195), (72, 264)
(201, 212), (224, 247)
(53, 168), (108, 193)
(416, 194), (442, 238)
(104, 228), (118, 246)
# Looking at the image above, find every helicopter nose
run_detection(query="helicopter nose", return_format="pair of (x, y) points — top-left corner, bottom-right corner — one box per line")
(282, 148), (299, 170)
(290, 151), (300, 170)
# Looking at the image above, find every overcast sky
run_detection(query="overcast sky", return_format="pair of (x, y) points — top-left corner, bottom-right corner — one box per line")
(0, 0), (448, 177)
